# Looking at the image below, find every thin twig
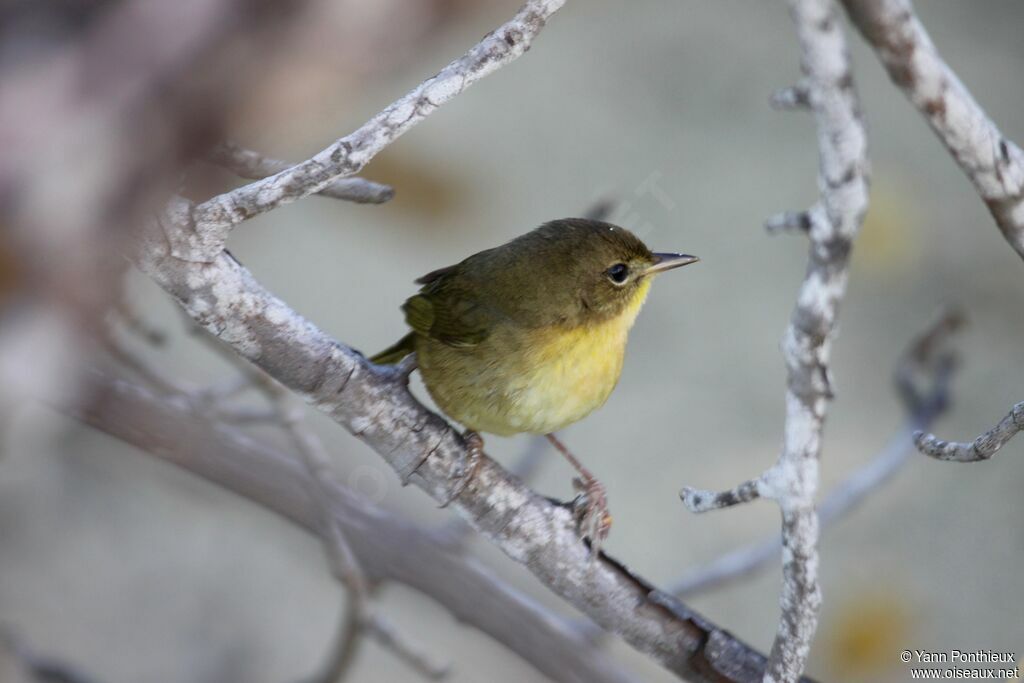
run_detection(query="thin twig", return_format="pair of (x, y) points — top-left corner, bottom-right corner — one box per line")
(207, 142), (395, 205)
(99, 327), (191, 397)
(841, 0), (1024, 260)
(914, 401), (1023, 462)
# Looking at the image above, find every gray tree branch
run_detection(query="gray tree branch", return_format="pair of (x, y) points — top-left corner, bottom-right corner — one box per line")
(678, 1), (870, 680)
(841, 0), (1024, 260)
(914, 401), (1023, 462)
(206, 142), (395, 205)
(189, 0), (567, 256)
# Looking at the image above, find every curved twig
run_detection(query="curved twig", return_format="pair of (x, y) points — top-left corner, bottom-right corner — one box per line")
(914, 401), (1023, 462)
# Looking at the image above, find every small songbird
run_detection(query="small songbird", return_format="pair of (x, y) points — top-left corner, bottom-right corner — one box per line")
(372, 218), (698, 545)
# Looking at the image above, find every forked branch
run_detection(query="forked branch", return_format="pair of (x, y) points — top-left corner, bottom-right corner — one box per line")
(679, 1), (870, 680)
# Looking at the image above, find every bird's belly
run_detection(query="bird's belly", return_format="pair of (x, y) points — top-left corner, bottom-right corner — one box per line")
(418, 322), (628, 436)
(511, 331), (626, 434)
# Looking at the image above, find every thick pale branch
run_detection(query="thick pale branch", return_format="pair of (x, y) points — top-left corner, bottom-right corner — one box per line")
(914, 401), (1023, 462)
(130, 0), (791, 672)
(841, 0), (1024, 260)
(136, 218), (795, 682)
(207, 142), (394, 205)
(188, 0), (566, 257)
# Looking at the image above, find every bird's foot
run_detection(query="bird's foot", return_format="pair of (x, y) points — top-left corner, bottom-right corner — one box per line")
(439, 430), (484, 508)
(571, 475), (612, 556)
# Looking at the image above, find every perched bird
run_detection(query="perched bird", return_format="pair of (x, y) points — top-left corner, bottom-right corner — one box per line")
(372, 218), (698, 545)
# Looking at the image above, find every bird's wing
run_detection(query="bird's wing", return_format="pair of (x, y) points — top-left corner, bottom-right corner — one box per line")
(402, 266), (493, 348)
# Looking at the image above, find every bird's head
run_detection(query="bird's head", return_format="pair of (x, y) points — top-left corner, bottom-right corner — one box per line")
(497, 218), (698, 327)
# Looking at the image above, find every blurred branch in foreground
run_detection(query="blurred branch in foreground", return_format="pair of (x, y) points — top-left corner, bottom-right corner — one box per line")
(192, 330), (448, 682)
(57, 370), (637, 683)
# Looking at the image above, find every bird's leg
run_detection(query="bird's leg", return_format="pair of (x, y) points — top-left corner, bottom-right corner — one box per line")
(545, 433), (611, 553)
(439, 430), (484, 508)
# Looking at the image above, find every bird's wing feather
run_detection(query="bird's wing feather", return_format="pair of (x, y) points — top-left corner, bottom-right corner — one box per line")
(403, 266), (494, 348)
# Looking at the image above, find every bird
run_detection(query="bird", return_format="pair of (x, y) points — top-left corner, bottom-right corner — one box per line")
(371, 218), (698, 547)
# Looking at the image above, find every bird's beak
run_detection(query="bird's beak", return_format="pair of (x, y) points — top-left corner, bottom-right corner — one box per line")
(644, 253), (700, 275)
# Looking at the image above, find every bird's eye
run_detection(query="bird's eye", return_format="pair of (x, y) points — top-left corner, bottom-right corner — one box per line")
(606, 263), (629, 285)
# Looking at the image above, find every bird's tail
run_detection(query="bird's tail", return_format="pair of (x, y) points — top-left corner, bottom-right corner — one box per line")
(369, 332), (416, 365)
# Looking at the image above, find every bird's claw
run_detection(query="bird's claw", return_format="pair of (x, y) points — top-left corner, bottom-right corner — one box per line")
(571, 476), (612, 556)
(439, 430), (483, 508)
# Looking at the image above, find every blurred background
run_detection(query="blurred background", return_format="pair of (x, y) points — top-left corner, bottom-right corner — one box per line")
(0, 0), (1022, 681)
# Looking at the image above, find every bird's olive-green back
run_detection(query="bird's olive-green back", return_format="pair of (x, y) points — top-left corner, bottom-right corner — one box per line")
(402, 218), (655, 348)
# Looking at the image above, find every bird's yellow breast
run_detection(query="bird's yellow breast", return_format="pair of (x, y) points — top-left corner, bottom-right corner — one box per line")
(418, 280), (651, 436)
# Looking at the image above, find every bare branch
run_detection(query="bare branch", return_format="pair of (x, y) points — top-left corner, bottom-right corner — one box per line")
(673, 311), (959, 597)
(679, 1), (869, 679)
(62, 371), (638, 683)
(762, 2), (869, 676)
(680, 478), (762, 513)
(770, 82), (812, 111)
(914, 401), (1023, 463)
(764, 209), (814, 235)
(841, 0), (1024, 260)
(207, 142), (394, 205)
(186, 0), (567, 258)
(436, 436), (550, 551)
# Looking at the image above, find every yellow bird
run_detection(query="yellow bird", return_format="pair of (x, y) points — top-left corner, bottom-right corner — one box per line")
(372, 218), (698, 543)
